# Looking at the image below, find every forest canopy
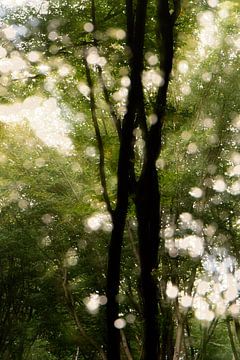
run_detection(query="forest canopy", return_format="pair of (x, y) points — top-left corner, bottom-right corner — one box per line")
(0, 0), (239, 359)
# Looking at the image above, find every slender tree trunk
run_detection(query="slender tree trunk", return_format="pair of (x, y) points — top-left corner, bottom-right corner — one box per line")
(106, 1), (180, 358)
(106, 0), (148, 359)
(136, 163), (161, 360)
(173, 320), (184, 360)
(227, 320), (240, 360)
(121, 330), (134, 360)
(160, 303), (174, 360)
(134, 1), (180, 358)
(106, 206), (130, 360)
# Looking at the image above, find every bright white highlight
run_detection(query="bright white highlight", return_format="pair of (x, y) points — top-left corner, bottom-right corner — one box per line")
(189, 187), (203, 199)
(228, 165), (240, 177)
(114, 318), (126, 329)
(0, 96), (73, 154)
(187, 143), (198, 154)
(175, 235), (204, 257)
(180, 84), (191, 95)
(197, 280), (210, 296)
(207, 0), (218, 8)
(85, 213), (112, 232)
(166, 282), (178, 299)
(84, 22), (94, 32)
(178, 60), (189, 74)
(77, 82), (90, 98)
(107, 28), (126, 40)
(142, 70), (164, 89)
(202, 72), (212, 82)
(120, 76), (131, 87)
(197, 11), (219, 57)
(0, 53), (27, 75)
(228, 180), (240, 195)
(202, 117), (214, 129)
(0, 0), (48, 9)
(179, 294), (192, 308)
(86, 47), (106, 67)
(0, 47), (7, 59)
(164, 226), (175, 239)
(84, 294), (100, 314)
(27, 51), (41, 63)
(213, 178), (226, 192)
(65, 248), (78, 267)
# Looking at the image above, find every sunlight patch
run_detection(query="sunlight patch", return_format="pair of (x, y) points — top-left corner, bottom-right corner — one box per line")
(84, 294), (107, 315)
(0, 0), (46, 9)
(114, 318), (126, 329)
(166, 282), (179, 299)
(0, 96), (73, 154)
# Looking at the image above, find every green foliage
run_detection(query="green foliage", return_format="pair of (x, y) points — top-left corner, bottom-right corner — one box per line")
(0, 0), (239, 358)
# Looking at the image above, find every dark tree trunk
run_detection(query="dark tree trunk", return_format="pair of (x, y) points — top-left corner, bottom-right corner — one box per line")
(135, 1), (180, 359)
(136, 164), (161, 360)
(106, 0), (180, 358)
(106, 0), (148, 359)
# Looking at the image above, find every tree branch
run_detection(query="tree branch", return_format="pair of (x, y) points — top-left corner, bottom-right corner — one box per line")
(83, 55), (113, 217)
(97, 66), (122, 138)
(61, 267), (107, 360)
(227, 319), (240, 360)
(120, 330), (134, 360)
(91, 0), (121, 138)
(171, 0), (181, 25)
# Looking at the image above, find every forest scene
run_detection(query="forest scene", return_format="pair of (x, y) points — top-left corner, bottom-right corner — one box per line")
(0, 0), (239, 359)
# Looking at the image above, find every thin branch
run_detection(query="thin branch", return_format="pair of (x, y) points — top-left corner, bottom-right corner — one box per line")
(173, 319), (184, 360)
(62, 268), (107, 360)
(91, 0), (122, 138)
(120, 330), (134, 360)
(126, 220), (140, 265)
(147, 0), (173, 158)
(185, 319), (194, 360)
(126, 0), (134, 48)
(103, 9), (124, 22)
(83, 55), (113, 217)
(173, 261), (197, 360)
(97, 66), (122, 138)
(59, 168), (80, 201)
(234, 320), (240, 346)
(195, 319), (218, 360)
(171, 0), (182, 25)
(74, 346), (80, 360)
(227, 320), (240, 360)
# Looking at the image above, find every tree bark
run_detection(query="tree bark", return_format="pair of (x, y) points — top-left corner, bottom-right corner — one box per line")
(136, 162), (161, 360)
(134, 1), (180, 359)
(106, 0), (148, 359)
(173, 320), (184, 360)
(106, 0), (180, 358)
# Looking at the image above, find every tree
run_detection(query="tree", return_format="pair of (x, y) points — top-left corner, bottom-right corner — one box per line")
(0, 0), (239, 359)
(106, 0), (181, 359)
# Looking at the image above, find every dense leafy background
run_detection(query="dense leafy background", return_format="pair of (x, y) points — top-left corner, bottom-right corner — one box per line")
(0, 0), (239, 359)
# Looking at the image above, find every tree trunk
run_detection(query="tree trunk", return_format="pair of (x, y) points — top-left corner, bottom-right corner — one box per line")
(106, 0), (148, 359)
(173, 321), (184, 360)
(106, 0), (180, 358)
(136, 164), (161, 360)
